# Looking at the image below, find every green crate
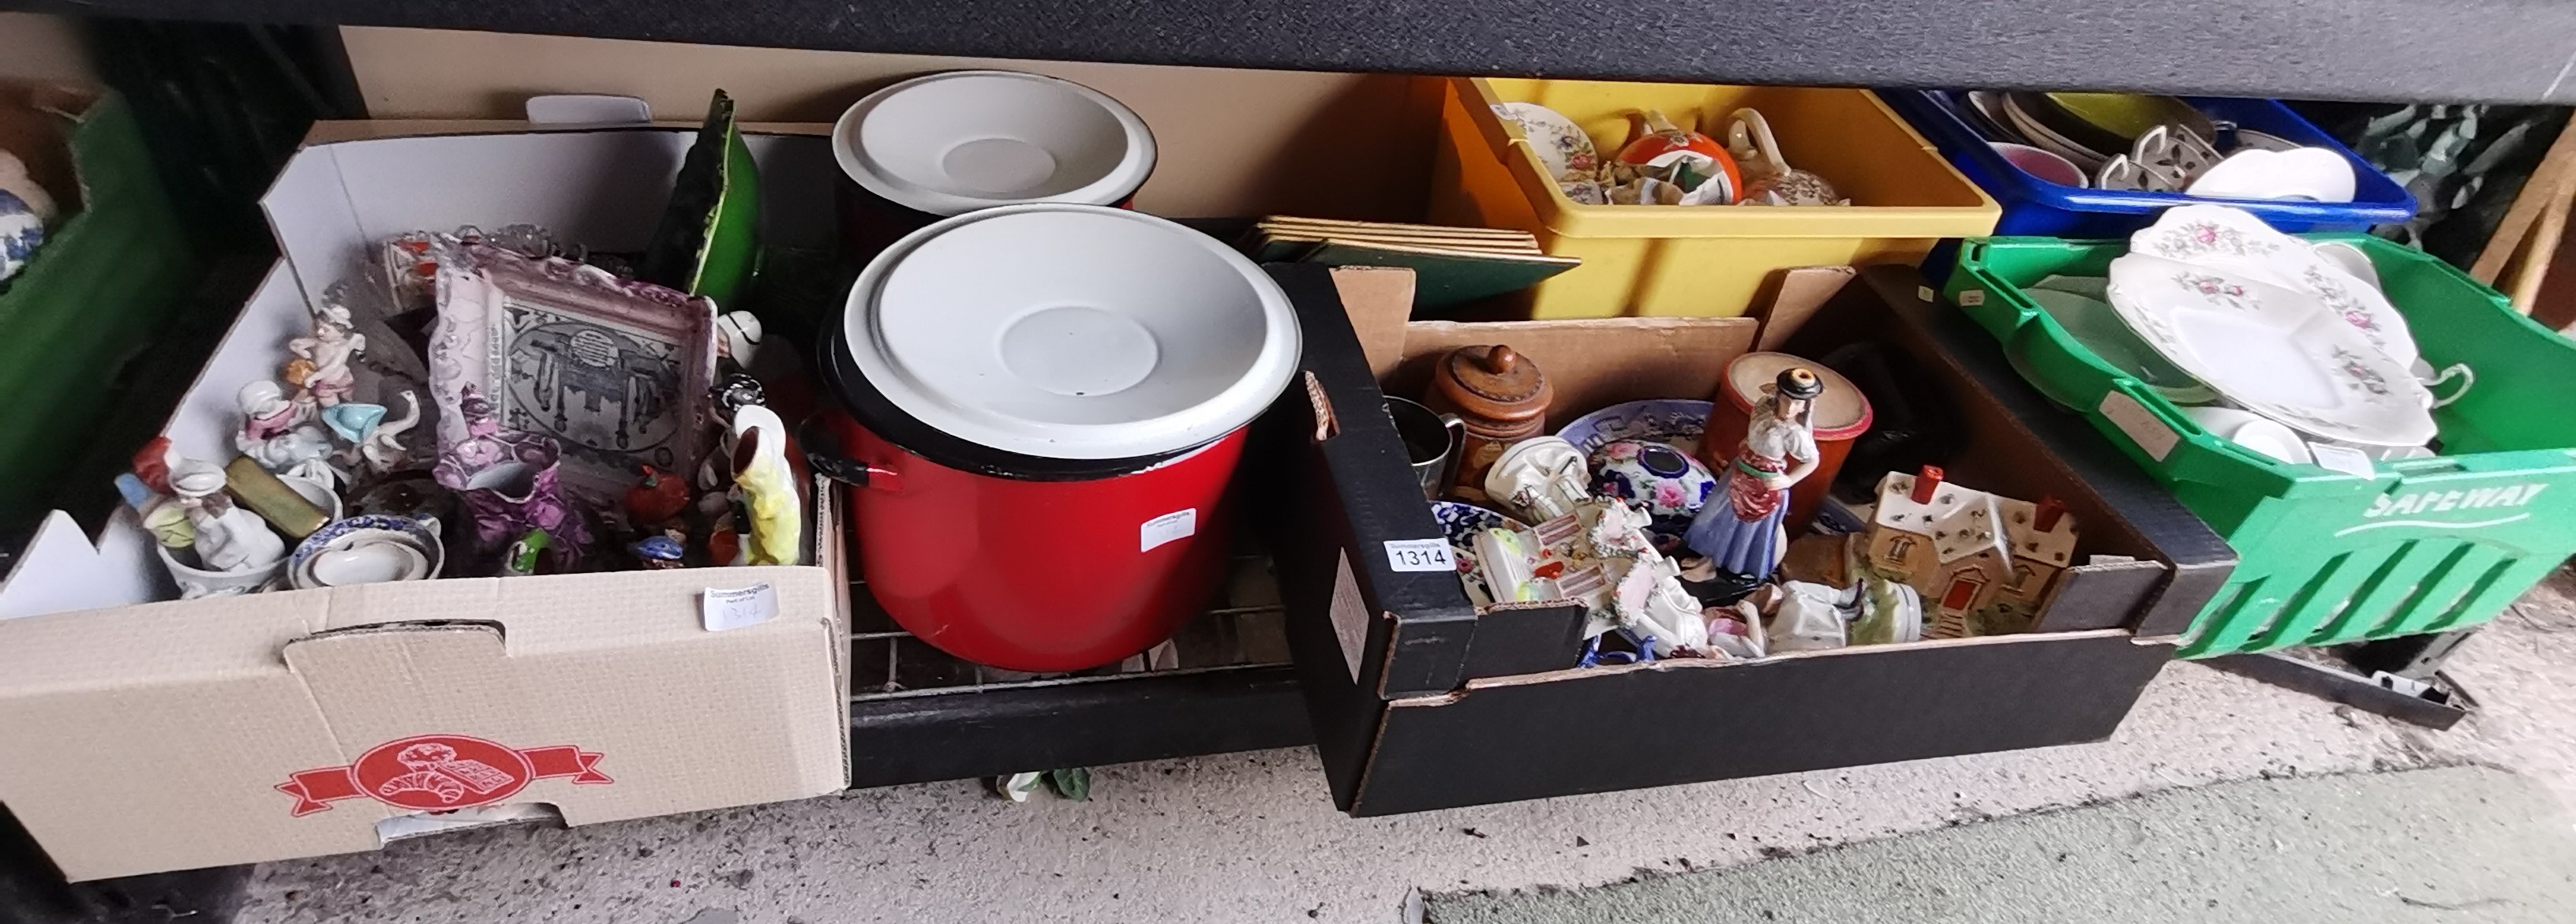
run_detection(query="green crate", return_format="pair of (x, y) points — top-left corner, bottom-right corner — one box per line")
(0, 92), (196, 531)
(1944, 235), (2576, 658)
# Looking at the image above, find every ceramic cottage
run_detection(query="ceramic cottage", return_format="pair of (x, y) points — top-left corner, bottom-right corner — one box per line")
(1862, 466), (2074, 638)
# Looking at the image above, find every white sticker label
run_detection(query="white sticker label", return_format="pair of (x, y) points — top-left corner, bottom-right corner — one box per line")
(1956, 288), (1987, 307)
(702, 583), (779, 632)
(1383, 537), (1455, 573)
(1329, 553), (1370, 683)
(2308, 443), (2379, 479)
(1140, 508), (1197, 552)
(1916, 285), (1936, 303)
(2097, 391), (2180, 462)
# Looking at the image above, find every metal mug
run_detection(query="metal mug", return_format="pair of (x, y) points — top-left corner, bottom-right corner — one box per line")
(1386, 397), (1465, 501)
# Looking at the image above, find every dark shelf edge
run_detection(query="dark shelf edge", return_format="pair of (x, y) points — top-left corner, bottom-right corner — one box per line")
(12, 0), (2576, 104)
(846, 664), (1313, 790)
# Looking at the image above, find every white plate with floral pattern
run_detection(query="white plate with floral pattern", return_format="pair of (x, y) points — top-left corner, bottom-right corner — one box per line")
(2106, 252), (2434, 447)
(2127, 204), (2417, 366)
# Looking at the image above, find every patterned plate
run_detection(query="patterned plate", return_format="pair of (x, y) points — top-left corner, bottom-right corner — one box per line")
(2105, 252), (2434, 447)
(1553, 398), (1715, 458)
(1431, 501), (1528, 604)
(2128, 205), (2416, 366)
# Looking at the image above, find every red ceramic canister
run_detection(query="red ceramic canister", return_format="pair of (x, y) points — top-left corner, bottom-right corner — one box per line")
(809, 204), (1299, 672)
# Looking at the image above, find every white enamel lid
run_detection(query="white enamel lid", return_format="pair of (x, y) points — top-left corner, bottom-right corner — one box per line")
(833, 70), (1158, 216)
(844, 204), (1302, 460)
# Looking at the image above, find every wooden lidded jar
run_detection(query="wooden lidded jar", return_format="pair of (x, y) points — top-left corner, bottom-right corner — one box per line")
(1425, 344), (1552, 501)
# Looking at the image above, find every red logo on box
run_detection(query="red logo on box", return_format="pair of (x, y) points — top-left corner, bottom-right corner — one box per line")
(275, 734), (612, 816)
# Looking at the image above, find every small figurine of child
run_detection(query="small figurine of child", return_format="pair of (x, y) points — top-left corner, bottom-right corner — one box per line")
(286, 302), (366, 407)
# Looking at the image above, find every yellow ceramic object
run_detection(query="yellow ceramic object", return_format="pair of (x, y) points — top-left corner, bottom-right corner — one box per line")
(729, 405), (804, 567)
(2042, 92), (2207, 144)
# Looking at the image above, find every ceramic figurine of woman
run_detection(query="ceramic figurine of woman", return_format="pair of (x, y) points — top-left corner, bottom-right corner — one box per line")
(287, 303), (365, 407)
(1683, 367), (1823, 585)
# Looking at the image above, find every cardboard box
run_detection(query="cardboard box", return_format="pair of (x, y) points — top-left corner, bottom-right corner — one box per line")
(1259, 263), (2236, 814)
(0, 122), (853, 880)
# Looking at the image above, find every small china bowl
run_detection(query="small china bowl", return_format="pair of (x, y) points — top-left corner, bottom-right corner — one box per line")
(288, 514), (444, 590)
(1990, 142), (2087, 187)
(311, 542), (430, 586)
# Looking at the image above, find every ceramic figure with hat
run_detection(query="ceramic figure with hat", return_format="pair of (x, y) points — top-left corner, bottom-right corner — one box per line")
(168, 458), (285, 578)
(1683, 367), (1824, 591)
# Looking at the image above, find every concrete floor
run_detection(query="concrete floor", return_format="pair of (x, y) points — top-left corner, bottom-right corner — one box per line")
(237, 572), (2576, 924)
(1422, 765), (2576, 923)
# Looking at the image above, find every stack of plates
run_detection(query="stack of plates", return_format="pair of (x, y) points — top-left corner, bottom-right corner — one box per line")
(2102, 205), (2435, 451)
(1239, 216), (1579, 310)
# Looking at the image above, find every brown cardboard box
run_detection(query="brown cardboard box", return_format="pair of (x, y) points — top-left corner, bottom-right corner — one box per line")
(0, 122), (857, 880)
(0, 567), (845, 881)
(1264, 262), (2226, 814)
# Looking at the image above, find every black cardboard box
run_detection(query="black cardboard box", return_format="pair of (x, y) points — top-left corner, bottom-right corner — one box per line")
(1258, 263), (2237, 815)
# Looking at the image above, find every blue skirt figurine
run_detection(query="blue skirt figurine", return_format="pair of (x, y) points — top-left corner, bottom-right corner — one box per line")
(1685, 367), (1824, 582)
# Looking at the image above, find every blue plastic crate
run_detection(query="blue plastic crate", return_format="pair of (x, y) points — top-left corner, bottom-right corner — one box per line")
(1880, 90), (2415, 238)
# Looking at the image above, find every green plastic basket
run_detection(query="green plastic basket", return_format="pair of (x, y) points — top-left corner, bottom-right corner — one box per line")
(1945, 235), (2576, 658)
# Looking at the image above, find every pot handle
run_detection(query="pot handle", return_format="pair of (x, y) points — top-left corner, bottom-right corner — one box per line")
(796, 415), (902, 491)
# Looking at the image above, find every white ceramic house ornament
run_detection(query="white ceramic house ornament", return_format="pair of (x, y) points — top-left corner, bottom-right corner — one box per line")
(1863, 466), (2076, 639)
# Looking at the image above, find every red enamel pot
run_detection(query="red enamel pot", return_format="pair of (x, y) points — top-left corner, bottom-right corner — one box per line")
(806, 204), (1298, 672)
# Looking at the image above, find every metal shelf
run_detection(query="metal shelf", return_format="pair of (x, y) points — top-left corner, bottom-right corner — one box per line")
(15, 0), (2576, 103)
(844, 556), (1314, 789)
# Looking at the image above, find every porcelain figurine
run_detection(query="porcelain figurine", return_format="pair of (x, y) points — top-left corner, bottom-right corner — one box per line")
(1592, 501), (1711, 658)
(286, 303), (367, 407)
(435, 384), (591, 567)
(631, 533), (687, 570)
(169, 458), (285, 577)
(728, 404), (803, 567)
(334, 391), (421, 474)
(1683, 367), (1824, 589)
(115, 473), (195, 549)
(1481, 436), (1591, 524)
(234, 380), (343, 485)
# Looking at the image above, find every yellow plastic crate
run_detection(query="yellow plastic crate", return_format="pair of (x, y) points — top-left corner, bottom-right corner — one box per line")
(1428, 77), (1999, 318)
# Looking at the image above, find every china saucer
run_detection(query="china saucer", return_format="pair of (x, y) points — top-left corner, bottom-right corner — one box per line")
(2106, 253), (2434, 447)
(2129, 206), (2416, 365)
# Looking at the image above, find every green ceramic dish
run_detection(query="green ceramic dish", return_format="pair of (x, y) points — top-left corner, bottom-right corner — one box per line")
(2042, 92), (2212, 146)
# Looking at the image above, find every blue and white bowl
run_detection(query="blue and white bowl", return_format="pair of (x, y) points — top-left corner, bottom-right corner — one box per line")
(1431, 500), (1527, 603)
(287, 514), (445, 589)
(1553, 398), (1715, 457)
(0, 189), (43, 286)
